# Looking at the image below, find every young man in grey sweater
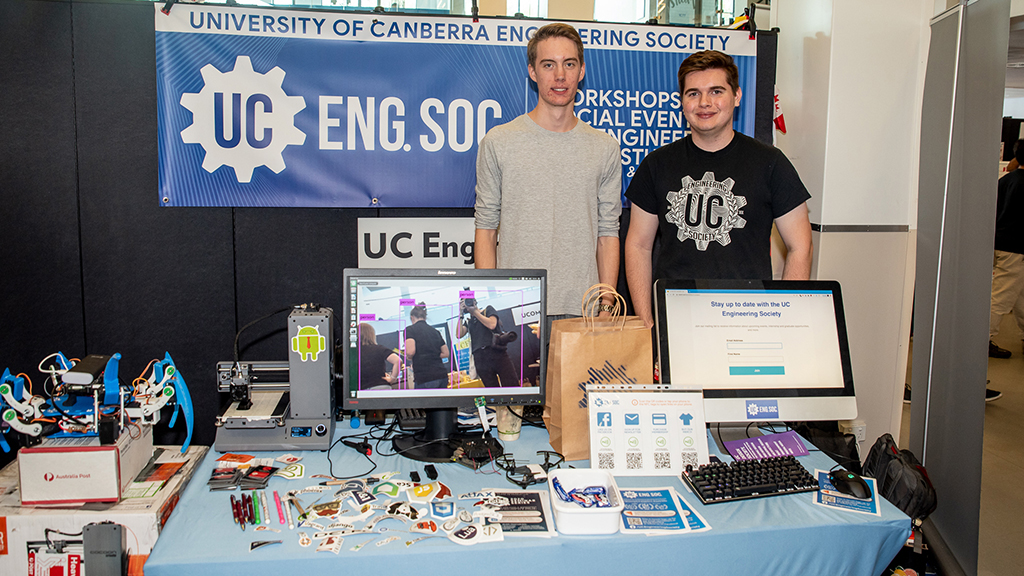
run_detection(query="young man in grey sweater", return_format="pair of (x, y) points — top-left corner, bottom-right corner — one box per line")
(474, 23), (622, 320)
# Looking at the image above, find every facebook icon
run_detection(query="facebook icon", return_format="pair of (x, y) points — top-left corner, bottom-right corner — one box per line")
(598, 412), (612, 427)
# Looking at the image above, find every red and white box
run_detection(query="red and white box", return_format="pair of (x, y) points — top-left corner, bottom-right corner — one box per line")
(18, 427), (153, 506)
(0, 444), (207, 576)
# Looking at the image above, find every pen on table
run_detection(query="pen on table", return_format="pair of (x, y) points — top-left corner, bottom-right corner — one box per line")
(252, 490), (261, 524)
(246, 493), (255, 525)
(318, 480), (347, 486)
(285, 495), (295, 530)
(230, 494), (239, 525)
(260, 490), (271, 525)
(232, 494), (245, 531)
(274, 490), (286, 525)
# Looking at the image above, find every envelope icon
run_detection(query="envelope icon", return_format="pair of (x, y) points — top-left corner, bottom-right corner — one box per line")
(625, 413), (640, 426)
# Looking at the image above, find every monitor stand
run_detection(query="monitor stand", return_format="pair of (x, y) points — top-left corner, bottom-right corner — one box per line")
(392, 408), (459, 463)
(709, 423), (765, 455)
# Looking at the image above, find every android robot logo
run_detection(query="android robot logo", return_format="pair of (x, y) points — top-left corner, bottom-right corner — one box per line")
(292, 325), (326, 362)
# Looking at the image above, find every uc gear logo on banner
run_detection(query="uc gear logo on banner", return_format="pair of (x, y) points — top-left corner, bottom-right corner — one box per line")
(180, 55), (306, 183)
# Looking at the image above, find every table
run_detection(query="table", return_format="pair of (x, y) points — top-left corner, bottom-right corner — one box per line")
(145, 424), (911, 575)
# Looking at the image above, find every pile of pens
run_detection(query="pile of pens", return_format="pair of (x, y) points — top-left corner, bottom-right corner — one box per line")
(230, 489), (293, 531)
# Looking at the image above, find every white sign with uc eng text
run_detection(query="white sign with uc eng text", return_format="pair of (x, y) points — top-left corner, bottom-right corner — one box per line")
(358, 217), (475, 268)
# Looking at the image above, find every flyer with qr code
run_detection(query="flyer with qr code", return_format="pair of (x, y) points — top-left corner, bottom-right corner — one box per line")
(618, 487), (710, 534)
(813, 469), (880, 516)
(587, 386), (709, 476)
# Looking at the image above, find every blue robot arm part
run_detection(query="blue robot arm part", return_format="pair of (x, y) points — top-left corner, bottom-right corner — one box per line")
(0, 374), (11, 453)
(103, 353), (122, 406)
(157, 353), (194, 453)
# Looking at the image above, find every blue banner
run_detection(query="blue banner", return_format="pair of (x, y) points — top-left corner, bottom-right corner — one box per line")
(155, 6), (757, 207)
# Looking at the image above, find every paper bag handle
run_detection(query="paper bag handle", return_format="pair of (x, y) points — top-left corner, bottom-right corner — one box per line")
(581, 283), (626, 330)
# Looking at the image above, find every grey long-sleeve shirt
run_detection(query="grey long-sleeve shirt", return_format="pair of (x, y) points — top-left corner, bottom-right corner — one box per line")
(474, 114), (622, 315)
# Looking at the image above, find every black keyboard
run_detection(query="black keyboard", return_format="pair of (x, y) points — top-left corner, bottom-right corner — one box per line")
(681, 455), (819, 504)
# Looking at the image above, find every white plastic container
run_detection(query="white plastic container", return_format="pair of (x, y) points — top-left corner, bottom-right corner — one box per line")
(547, 468), (624, 535)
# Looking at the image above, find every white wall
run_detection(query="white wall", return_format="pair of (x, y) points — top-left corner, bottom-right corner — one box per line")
(773, 0), (933, 451)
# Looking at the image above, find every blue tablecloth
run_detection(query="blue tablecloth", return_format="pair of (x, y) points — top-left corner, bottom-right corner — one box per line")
(146, 424), (910, 575)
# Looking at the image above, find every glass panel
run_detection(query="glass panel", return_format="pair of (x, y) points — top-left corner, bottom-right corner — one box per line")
(594, 0), (649, 23)
(506, 0), (547, 19)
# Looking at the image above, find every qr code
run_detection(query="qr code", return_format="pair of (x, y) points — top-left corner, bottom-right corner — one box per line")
(654, 451), (671, 469)
(598, 452), (615, 469)
(626, 452), (643, 469)
(680, 451), (699, 468)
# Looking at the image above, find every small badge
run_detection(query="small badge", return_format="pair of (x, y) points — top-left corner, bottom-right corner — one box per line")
(387, 501), (423, 521)
(405, 535), (436, 547)
(298, 532), (313, 547)
(316, 536), (342, 554)
(431, 500), (455, 520)
(276, 453), (303, 464)
(411, 520), (438, 534)
(459, 491), (494, 500)
(407, 482), (438, 503)
(449, 525), (480, 546)
(275, 464), (305, 480)
(350, 537), (378, 551)
(249, 540), (282, 552)
(372, 481), (402, 497)
(350, 490), (377, 506)
(435, 482), (452, 500)
(441, 518), (460, 533)
(294, 485), (330, 495)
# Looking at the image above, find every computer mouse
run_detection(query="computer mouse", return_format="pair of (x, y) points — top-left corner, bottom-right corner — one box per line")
(829, 469), (872, 499)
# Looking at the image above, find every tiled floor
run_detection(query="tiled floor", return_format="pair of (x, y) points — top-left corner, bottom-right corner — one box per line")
(900, 316), (1024, 575)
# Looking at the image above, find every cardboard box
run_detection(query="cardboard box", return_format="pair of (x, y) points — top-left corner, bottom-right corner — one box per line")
(18, 426), (154, 505)
(0, 444), (207, 576)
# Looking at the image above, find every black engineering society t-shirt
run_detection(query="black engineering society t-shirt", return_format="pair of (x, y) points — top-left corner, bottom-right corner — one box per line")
(626, 133), (810, 280)
(404, 321), (447, 383)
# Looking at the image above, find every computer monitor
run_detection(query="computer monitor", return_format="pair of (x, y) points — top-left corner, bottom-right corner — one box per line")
(653, 279), (857, 445)
(342, 268), (546, 462)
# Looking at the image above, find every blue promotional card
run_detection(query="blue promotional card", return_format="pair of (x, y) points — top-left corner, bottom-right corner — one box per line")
(813, 470), (880, 516)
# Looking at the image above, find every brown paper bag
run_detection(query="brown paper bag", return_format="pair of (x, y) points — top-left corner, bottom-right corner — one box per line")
(542, 285), (653, 461)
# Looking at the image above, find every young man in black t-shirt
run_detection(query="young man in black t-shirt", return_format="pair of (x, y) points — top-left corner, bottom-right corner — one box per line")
(624, 50), (813, 327)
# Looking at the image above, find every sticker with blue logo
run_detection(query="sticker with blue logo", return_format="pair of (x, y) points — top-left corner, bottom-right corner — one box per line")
(745, 400), (780, 420)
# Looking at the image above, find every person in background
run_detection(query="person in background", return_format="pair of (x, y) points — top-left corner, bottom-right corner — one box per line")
(358, 323), (401, 390)
(403, 304), (450, 389)
(985, 140), (1024, 402)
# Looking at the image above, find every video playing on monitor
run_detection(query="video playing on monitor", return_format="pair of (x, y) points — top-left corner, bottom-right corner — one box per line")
(343, 269), (546, 410)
